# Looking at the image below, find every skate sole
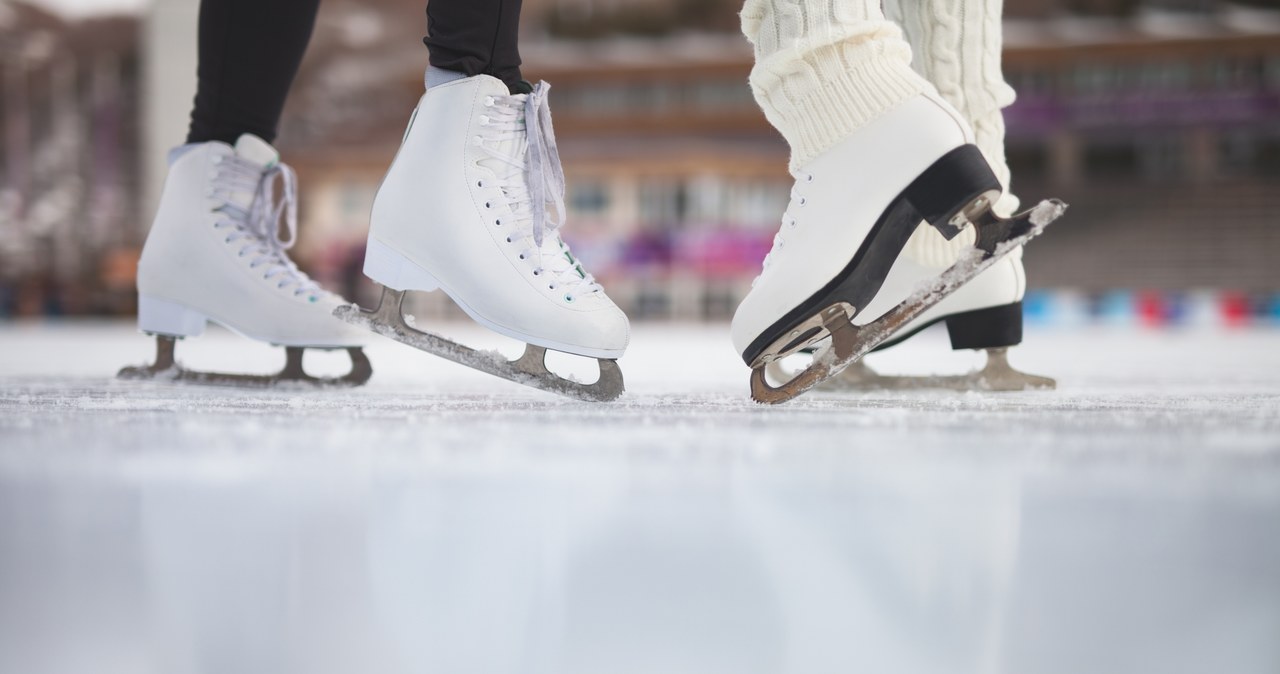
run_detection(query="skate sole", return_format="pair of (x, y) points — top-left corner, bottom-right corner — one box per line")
(334, 287), (624, 402)
(117, 335), (372, 388)
(363, 237), (624, 360)
(741, 144), (1003, 367)
(751, 198), (1067, 404)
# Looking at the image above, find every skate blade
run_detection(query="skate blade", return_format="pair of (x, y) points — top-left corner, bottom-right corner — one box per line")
(766, 347), (1055, 392)
(334, 287), (624, 402)
(117, 335), (372, 388)
(751, 198), (1067, 404)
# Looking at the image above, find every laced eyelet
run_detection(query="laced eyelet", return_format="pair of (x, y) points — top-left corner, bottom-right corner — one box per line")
(484, 96), (495, 107)
(478, 115), (489, 126)
(472, 135), (483, 144)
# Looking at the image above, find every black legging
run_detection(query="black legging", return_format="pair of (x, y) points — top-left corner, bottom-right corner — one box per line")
(187, 0), (524, 145)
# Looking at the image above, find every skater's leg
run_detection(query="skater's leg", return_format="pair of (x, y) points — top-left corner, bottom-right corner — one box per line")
(885, 0), (1022, 270)
(887, 0), (1018, 217)
(740, 0), (931, 172)
(424, 0), (525, 93)
(187, 0), (321, 145)
(124, 0), (369, 387)
(733, 0), (1065, 402)
(340, 0), (629, 400)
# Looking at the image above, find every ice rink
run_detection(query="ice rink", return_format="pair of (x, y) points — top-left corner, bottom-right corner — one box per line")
(2, 320), (1279, 674)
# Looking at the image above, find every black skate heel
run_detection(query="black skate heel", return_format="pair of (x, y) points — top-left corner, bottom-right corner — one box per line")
(909, 144), (1004, 241)
(945, 301), (1023, 350)
(742, 143), (1004, 368)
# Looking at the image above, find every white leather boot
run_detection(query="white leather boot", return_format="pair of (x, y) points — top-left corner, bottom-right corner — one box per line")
(364, 75), (628, 359)
(136, 135), (366, 347)
(730, 91), (1002, 366)
(341, 75), (629, 401)
(124, 134), (371, 386)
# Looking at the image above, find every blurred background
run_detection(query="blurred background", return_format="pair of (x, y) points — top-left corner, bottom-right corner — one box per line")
(1, 0), (1278, 326)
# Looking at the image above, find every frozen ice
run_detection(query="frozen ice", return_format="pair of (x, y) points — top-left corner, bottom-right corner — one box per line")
(1, 319), (1278, 674)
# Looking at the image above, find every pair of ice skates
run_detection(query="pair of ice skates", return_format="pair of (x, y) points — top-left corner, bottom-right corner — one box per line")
(121, 75), (1064, 403)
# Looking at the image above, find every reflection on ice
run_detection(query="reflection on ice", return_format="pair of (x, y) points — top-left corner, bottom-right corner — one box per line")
(2, 458), (1277, 674)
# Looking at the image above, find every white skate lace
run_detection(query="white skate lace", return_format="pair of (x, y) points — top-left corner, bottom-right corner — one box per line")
(754, 171), (814, 288)
(475, 82), (602, 302)
(209, 153), (327, 301)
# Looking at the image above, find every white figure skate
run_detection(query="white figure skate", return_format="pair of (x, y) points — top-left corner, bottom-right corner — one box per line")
(120, 134), (371, 387)
(336, 76), (629, 401)
(732, 93), (1064, 404)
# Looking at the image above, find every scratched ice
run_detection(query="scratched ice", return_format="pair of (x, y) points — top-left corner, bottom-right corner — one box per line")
(2, 320), (1278, 674)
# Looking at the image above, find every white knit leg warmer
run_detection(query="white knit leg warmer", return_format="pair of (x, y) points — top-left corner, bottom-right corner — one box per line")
(740, 0), (931, 173)
(887, 0), (1021, 268)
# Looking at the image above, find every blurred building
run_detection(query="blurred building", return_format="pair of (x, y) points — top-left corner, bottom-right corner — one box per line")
(0, 0), (140, 316)
(282, 2), (1280, 320)
(1, 0), (1278, 321)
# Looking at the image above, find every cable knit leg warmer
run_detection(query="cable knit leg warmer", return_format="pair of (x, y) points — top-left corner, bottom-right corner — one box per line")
(740, 0), (931, 173)
(886, 0), (1020, 268)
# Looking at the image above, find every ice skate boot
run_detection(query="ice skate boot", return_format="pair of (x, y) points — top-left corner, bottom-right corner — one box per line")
(119, 134), (371, 387)
(335, 76), (628, 401)
(766, 237), (1054, 392)
(732, 93), (1064, 404)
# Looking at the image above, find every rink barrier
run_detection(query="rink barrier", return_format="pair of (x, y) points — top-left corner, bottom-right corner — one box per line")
(1021, 290), (1280, 328)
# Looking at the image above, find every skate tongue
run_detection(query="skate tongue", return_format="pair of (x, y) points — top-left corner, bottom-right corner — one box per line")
(234, 134), (279, 168)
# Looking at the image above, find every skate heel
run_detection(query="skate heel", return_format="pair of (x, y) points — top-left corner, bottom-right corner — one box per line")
(363, 238), (441, 292)
(137, 295), (207, 338)
(906, 144), (1003, 241)
(944, 301), (1023, 350)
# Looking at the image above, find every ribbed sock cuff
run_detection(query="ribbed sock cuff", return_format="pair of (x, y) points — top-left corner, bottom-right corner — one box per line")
(750, 52), (926, 172)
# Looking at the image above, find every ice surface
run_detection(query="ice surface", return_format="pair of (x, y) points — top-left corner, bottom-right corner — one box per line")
(1, 320), (1279, 674)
